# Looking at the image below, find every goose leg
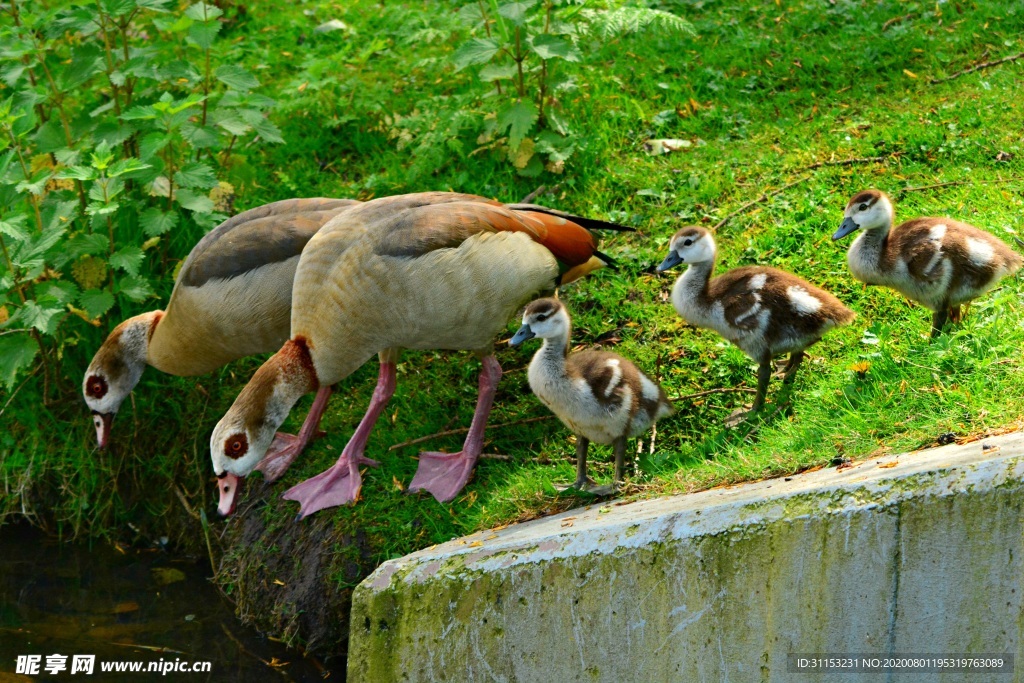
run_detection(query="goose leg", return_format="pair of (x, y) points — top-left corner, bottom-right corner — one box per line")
(408, 355), (502, 503)
(257, 384), (332, 482)
(948, 304), (962, 325)
(282, 357), (398, 519)
(555, 436), (596, 492)
(931, 307), (949, 338)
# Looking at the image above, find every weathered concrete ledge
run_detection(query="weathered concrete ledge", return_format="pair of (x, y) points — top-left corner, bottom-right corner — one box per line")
(349, 432), (1024, 682)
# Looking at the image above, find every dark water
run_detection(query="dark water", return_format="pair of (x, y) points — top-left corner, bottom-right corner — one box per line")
(0, 524), (339, 682)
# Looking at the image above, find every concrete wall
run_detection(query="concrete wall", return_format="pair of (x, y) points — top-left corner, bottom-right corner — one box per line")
(348, 432), (1024, 682)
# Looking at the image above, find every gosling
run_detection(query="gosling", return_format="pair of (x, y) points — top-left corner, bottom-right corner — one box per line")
(657, 226), (855, 422)
(834, 189), (1022, 337)
(510, 298), (674, 494)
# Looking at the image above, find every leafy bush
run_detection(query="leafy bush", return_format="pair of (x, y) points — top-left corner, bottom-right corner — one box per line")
(0, 0), (279, 393)
(452, 1), (695, 176)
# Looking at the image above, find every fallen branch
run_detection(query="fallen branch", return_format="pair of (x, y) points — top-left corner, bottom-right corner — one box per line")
(521, 183), (561, 204)
(930, 50), (1024, 84)
(900, 177), (1021, 194)
(220, 623), (293, 680)
(712, 175), (811, 231)
(800, 155), (889, 171)
(881, 12), (914, 31)
(674, 386), (758, 402)
(388, 415), (556, 451)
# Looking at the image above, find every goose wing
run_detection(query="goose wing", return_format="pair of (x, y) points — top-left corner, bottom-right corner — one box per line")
(179, 198), (360, 287)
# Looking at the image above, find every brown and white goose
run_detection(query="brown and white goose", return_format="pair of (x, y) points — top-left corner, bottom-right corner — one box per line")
(833, 189), (1023, 337)
(209, 192), (628, 518)
(83, 198), (360, 476)
(657, 226), (854, 420)
(510, 298), (673, 494)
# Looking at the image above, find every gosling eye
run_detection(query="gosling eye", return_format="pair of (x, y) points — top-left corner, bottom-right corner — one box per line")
(683, 239), (693, 246)
(858, 203), (869, 211)
(536, 313), (550, 322)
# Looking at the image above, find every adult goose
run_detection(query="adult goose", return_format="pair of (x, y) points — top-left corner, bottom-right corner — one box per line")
(83, 198), (359, 476)
(658, 226), (854, 421)
(511, 297), (673, 494)
(209, 192), (628, 518)
(833, 189), (1022, 337)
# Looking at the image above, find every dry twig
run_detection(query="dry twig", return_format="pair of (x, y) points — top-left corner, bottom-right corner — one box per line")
(930, 51), (1024, 84)
(675, 387), (758, 402)
(900, 177), (1021, 194)
(388, 415), (556, 451)
(712, 176), (811, 230)
(800, 155), (889, 171)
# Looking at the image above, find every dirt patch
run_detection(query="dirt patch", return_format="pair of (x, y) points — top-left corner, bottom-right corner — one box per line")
(217, 481), (376, 659)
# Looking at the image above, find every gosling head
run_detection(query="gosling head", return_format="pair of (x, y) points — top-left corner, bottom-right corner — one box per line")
(656, 226), (716, 271)
(82, 311), (162, 448)
(509, 298), (570, 346)
(833, 189), (895, 240)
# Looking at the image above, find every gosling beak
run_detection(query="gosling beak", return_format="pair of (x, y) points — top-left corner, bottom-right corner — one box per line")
(509, 324), (535, 347)
(217, 473), (242, 517)
(656, 252), (683, 272)
(92, 411), (114, 449)
(832, 217), (859, 241)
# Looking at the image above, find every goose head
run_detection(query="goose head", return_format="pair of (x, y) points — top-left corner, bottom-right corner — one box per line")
(210, 339), (319, 516)
(834, 189), (894, 240)
(656, 226), (716, 271)
(510, 298), (570, 346)
(82, 311), (162, 448)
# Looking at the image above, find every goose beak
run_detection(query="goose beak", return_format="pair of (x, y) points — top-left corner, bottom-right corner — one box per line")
(509, 324), (535, 346)
(217, 473), (242, 517)
(656, 252), (683, 272)
(92, 411), (114, 449)
(832, 218), (859, 241)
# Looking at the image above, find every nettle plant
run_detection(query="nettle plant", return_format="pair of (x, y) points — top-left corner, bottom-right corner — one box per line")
(452, 1), (694, 176)
(0, 0), (279, 395)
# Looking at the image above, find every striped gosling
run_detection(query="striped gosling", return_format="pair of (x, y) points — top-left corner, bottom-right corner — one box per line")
(510, 298), (674, 494)
(657, 226), (855, 422)
(834, 189), (1023, 337)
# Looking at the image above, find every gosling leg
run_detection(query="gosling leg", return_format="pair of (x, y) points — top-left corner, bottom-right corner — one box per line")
(931, 307), (949, 339)
(752, 357), (773, 412)
(781, 350), (805, 385)
(556, 436), (598, 492)
(613, 436), (627, 488)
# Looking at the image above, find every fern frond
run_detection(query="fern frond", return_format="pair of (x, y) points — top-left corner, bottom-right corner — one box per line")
(580, 7), (696, 40)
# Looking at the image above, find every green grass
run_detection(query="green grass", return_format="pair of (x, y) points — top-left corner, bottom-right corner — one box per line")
(3, 0), (1024, 607)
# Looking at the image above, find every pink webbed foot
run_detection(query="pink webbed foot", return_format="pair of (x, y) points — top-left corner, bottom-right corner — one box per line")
(282, 454), (380, 519)
(257, 430), (326, 483)
(408, 450), (479, 503)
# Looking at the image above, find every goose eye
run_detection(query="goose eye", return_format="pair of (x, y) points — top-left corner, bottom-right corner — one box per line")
(858, 203), (868, 211)
(224, 434), (248, 459)
(86, 375), (108, 399)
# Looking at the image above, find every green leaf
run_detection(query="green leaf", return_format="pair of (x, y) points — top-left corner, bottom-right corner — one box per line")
(496, 99), (538, 149)
(528, 34), (581, 62)
(479, 63), (518, 81)
(64, 233), (110, 259)
(213, 113), (251, 136)
(108, 158), (151, 178)
(180, 123), (220, 149)
(15, 298), (64, 334)
(174, 161), (218, 189)
(215, 65), (259, 91)
(0, 333), (38, 389)
(79, 289), (115, 319)
(56, 165), (98, 181)
(188, 20), (221, 50)
(140, 208), (178, 237)
(184, 1), (224, 20)
(109, 246), (145, 276)
(176, 189), (214, 213)
(40, 280), (78, 305)
(117, 275), (155, 302)
(497, 0), (537, 26)
(452, 38), (500, 72)
(61, 45), (104, 89)
(581, 7), (696, 39)
(0, 217), (30, 241)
